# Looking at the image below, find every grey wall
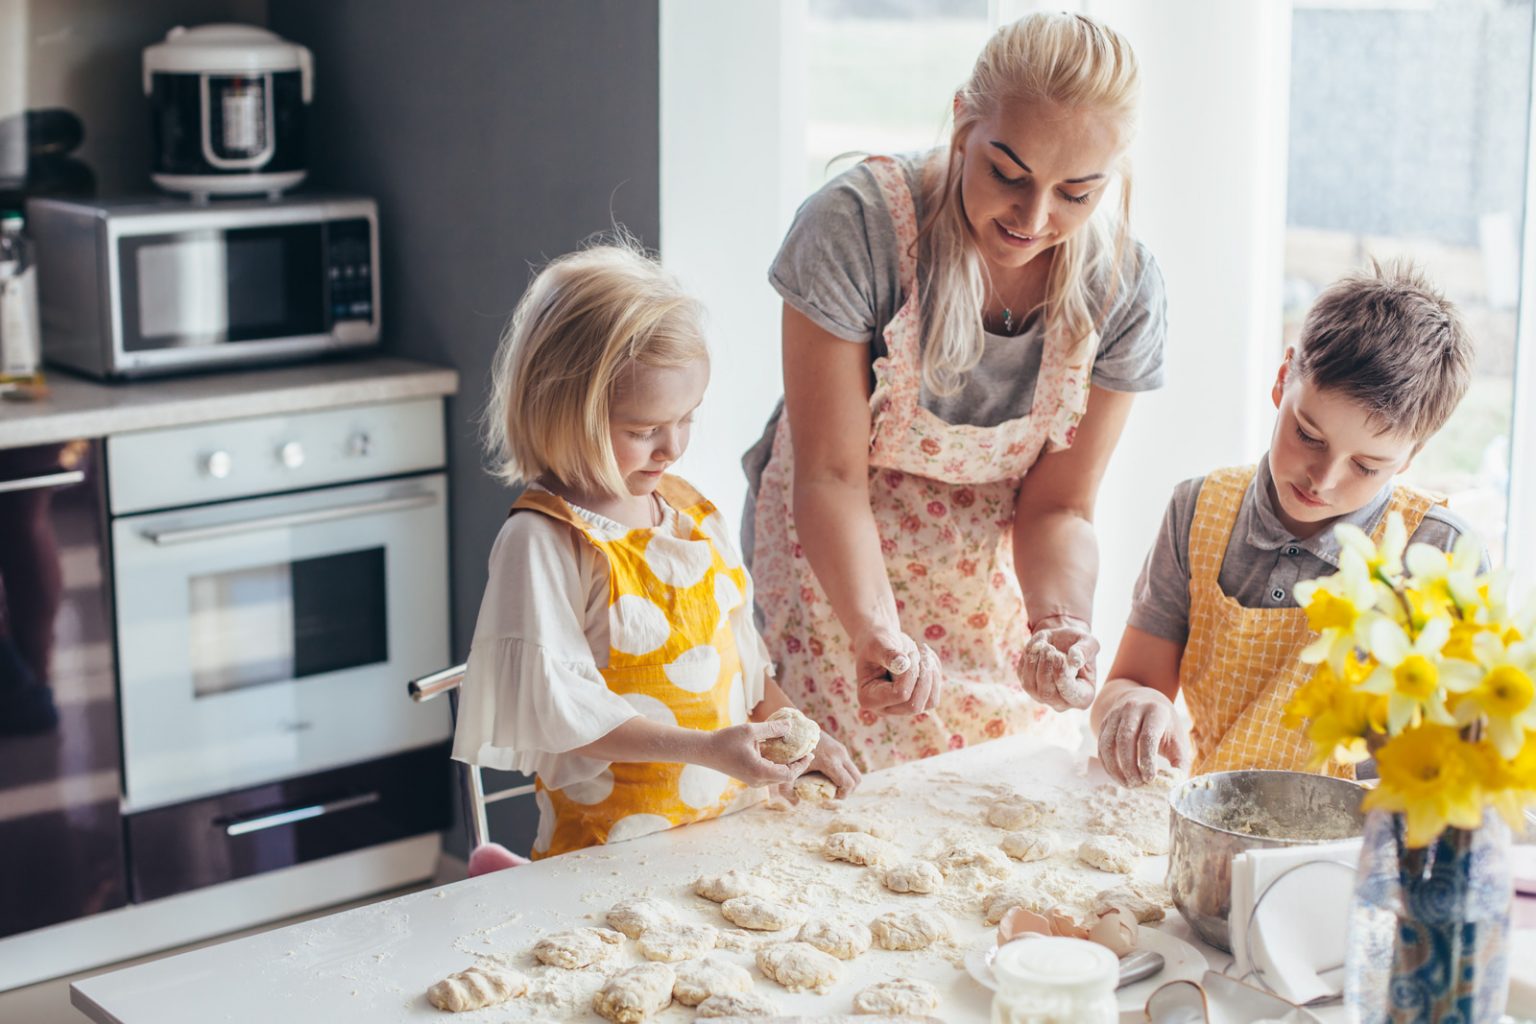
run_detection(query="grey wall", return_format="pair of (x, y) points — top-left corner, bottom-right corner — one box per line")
(267, 0), (660, 856)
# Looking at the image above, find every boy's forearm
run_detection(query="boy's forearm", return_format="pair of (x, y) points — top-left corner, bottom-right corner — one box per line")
(1013, 506), (1098, 626)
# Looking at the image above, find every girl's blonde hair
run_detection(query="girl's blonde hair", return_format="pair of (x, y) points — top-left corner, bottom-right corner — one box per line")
(918, 11), (1141, 396)
(484, 238), (708, 496)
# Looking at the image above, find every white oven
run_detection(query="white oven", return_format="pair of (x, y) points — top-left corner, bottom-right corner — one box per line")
(107, 398), (451, 813)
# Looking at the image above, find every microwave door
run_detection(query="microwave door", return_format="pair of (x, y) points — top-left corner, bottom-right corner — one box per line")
(115, 222), (326, 370)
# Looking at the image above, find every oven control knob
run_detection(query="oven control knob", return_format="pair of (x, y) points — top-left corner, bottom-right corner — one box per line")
(204, 450), (232, 479)
(279, 441), (305, 469)
(348, 431), (373, 458)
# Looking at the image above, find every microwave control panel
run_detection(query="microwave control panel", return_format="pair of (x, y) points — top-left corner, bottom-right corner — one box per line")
(325, 217), (375, 325)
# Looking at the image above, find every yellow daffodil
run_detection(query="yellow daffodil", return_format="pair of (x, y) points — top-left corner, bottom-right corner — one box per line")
(1364, 725), (1487, 847)
(1296, 547), (1380, 673)
(1336, 512), (1408, 580)
(1285, 655), (1379, 767)
(1361, 616), (1456, 732)
(1403, 534), (1482, 617)
(1452, 633), (1536, 759)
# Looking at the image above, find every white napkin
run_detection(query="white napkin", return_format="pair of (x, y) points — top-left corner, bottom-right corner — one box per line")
(1228, 839), (1362, 1006)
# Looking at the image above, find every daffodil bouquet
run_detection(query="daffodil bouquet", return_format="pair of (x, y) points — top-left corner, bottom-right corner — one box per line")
(1283, 512), (1536, 848)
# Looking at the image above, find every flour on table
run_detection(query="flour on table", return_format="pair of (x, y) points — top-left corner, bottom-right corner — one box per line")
(825, 813), (893, 840)
(882, 860), (943, 894)
(869, 909), (951, 950)
(426, 964), (527, 1012)
(694, 990), (782, 1017)
(852, 977), (941, 1014)
(591, 962), (674, 1023)
(1077, 835), (1138, 874)
(822, 830), (896, 867)
(796, 915), (872, 959)
(1000, 830), (1056, 862)
(635, 921), (717, 962)
(985, 795), (1055, 830)
(720, 894), (804, 931)
(671, 955), (754, 1006)
(756, 941), (842, 993)
(1085, 784), (1172, 854)
(694, 868), (777, 903)
(714, 927), (760, 951)
(605, 897), (677, 939)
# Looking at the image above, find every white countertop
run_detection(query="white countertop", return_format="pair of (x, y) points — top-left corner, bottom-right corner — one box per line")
(0, 357), (458, 449)
(70, 736), (1347, 1023)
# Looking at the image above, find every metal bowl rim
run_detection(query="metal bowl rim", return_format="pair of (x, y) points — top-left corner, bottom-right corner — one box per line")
(1167, 769), (1366, 844)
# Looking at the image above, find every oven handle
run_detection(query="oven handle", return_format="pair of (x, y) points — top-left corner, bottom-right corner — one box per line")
(0, 470), (86, 495)
(223, 791), (381, 837)
(142, 492), (438, 546)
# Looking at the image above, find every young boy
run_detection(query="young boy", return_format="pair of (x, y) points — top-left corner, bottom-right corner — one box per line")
(1092, 262), (1480, 787)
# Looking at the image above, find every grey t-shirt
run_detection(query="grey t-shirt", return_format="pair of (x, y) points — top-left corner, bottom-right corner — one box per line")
(766, 151), (1168, 427)
(1127, 458), (1487, 646)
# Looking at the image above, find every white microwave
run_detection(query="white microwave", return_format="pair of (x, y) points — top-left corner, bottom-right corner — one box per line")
(27, 193), (379, 378)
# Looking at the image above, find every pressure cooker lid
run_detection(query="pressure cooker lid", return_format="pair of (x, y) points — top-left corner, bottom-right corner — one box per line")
(144, 24), (309, 76)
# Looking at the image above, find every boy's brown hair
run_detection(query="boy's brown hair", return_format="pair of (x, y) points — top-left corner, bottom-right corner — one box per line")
(1292, 260), (1473, 443)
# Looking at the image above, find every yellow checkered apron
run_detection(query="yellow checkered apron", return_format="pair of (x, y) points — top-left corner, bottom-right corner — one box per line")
(514, 476), (751, 859)
(1181, 465), (1437, 776)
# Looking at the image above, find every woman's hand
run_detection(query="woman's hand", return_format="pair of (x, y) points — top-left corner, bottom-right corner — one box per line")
(702, 720), (811, 788)
(1019, 613), (1099, 710)
(854, 627), (942, 716)
(804, 730), (861, 798)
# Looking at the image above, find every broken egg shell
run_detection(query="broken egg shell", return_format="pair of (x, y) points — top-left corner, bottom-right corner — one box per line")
(1086, 904), (1139, 957)
(996, 906), (1054, 946)
(1045, 905), (1090, 940)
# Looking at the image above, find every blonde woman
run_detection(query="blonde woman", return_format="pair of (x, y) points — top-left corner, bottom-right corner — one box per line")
(743, 13), (1167, 771)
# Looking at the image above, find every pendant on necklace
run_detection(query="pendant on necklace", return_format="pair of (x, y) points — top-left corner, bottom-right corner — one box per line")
(1002, 307), (1014, 333)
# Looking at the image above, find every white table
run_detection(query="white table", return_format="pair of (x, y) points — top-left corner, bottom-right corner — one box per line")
(71, 736), (1344, 1023)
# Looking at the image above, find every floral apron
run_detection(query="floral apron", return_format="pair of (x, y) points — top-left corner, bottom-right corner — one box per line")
(517, 475), (751, 858)
(750, 156), (1094, 772)
(1182, 465), (1437, 776)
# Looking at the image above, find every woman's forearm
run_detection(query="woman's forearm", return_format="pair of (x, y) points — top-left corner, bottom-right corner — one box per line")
(793, 474), (901, 643)
(1013, 506), (1098, 626)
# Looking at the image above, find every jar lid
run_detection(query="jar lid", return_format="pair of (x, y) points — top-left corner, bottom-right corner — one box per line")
(993, 937), (1118, 996)
(144, 24), (309, 76)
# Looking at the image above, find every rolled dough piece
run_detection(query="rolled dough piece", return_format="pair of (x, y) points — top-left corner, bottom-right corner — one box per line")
(869, 909), (951, 950)
(592, 963), (674, 1023)
(606, 896), (677, 938)
(882, 860), (943, 894)
(533, 926), (624, 969)
(797, 915), (872, 959)
(694, 868), (777, 903)
(760, 707), (819, 763)
(852, 977), (942, 1014)
(721, 894), (804, 931)
(672, 955), (754, 1006)
(986, 795), (1054, 830)
(1078, 834), (1138, 874)
(756, 941), (842, 993)
(426, 964), (527, 1012)
(822, 830), (895, 867)
(636, 921), (718, 962)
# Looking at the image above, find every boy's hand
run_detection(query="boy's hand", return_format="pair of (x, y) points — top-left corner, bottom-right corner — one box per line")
(855, 628), (942, 716)
(704, 721), (811, 788)
(803, 730), (861, 798)
(1020, 614), (1098, 710)
(1097, 686), (1190, 787)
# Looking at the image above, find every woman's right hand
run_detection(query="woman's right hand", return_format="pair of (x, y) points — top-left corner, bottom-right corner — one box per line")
(854, 627), (942, 716)
(702, 721), (811, 788)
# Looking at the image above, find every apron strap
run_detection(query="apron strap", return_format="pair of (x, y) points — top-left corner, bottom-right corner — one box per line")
(1186, 465), (1256, 589)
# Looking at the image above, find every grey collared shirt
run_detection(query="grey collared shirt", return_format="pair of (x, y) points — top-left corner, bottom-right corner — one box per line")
(1127, 458), (1487, 646)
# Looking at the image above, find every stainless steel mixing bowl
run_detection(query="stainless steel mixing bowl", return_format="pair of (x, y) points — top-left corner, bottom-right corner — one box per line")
(1167, 770), (1365, 951)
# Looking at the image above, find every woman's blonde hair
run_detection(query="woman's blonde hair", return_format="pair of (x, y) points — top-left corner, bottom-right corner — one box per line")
(484, 237), (708, 496)
(917, 11), (1141, 395)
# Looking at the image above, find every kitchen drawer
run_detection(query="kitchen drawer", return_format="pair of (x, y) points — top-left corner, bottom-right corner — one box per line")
(124, 742), (450, 903)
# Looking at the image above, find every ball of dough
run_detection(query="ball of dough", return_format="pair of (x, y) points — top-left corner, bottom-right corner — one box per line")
(825, 814), (893, 840)
(533, 926), (624, 969)
(721, 894), (804, 931)
(759, 707), (819, 763)
(986, 795), (1054, 830)
(882, 860), (943, 894)
(797, 915), (872, 959)
(592, 963), (674, 1023)
(636, 921), (718, 962)
(1000, 830), (1056, 862)
(933, 840), (1012, 878)
(605, 896), (677, 938)
(793, 772), (838, 805)
(756, 941), (842, 993)
(869, 909), (951, 950)
(1078, 834), (1138, 874)
(822, 830), (895, 868)
(852, 977), (941, 1014)
(694, 868), (777, 903)
(671, 955), (754, 1006)
(426, 964), (527, 1012)
(695, 990), (782, 1017)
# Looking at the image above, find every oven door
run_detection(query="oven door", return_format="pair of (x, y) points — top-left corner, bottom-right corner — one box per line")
(111, 474), (450, 812)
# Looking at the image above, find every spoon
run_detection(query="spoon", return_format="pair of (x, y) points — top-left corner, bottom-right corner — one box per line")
(1118, 949), (1166, 989)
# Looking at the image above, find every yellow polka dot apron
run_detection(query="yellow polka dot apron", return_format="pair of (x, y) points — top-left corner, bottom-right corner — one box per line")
(1181, 465), (1438, 776)
(750, 156), (1094, 773)
(516, 475), (752, 859)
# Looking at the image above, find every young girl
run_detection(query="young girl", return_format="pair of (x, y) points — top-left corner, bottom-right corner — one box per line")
(452, 241), (860, 866)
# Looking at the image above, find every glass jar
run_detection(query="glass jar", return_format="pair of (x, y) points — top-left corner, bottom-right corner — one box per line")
(991, 936), (1119, 1024)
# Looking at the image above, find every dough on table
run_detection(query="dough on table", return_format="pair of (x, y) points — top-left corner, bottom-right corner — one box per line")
(591, 962), (674, 1023)
(985, 795), (1054, 830)
(760, 707), (820, 763)
(693, 990), (783, 1017)
(797, 915), (873, 959)
(426, 964), (527, 1012)
(823, 830), (896, 868)
(1000, 830), (1056, 862)
(1092, 883), (1169, 924)
(793, 772), (838, 804)
(533, 926), (624, 969)
(671, 955), (755, 1006)
(1078, 835), (1138, 874)
(756, 940), (842, 993)
(825, 814), (893, 840)
(869, 909), (951, 950)
(933, 840), (1012, 878)
(636, 921), (718, 961)
(852, 977), (942, 1014)
(605, 896), (678, 939)
(715, 927), (759, 951)
(721, 894), (804, 931)
(694, 868), (777, 903)
(882, 860), (943, 894)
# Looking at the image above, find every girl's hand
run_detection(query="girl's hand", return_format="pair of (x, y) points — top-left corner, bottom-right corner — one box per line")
(703, 721), (810, 788)
(804, 730), (861, 798)
(1019, 613), (1099, 710)
(855, 628), (942, 716)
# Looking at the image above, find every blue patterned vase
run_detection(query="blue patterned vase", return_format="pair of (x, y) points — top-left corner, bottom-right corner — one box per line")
(1345, 810), (1513, 1023)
